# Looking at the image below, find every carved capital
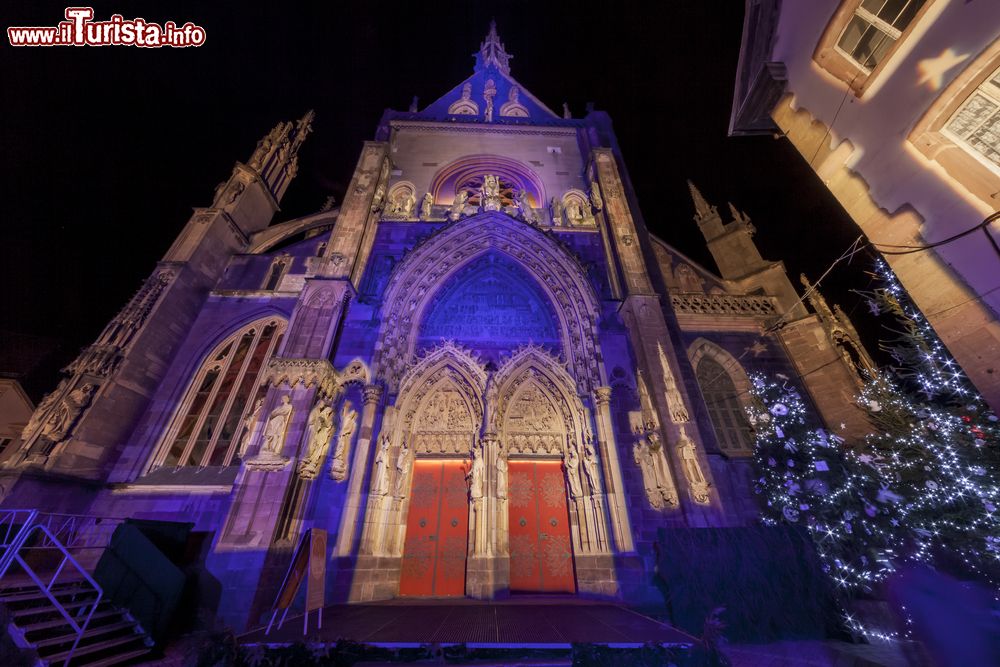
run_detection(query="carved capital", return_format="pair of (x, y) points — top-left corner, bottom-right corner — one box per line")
(593, 386), (612, 406)
(266, 358), (340, 397)
(363, 383), (383, 406)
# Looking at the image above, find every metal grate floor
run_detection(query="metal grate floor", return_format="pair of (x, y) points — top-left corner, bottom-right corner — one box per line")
(241, 600), (695, 647)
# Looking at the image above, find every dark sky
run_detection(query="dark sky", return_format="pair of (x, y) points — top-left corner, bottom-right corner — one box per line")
(1, 1), (879, 398)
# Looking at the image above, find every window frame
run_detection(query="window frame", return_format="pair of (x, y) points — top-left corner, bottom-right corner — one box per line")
(909, 39), (1000, 206)
(150, 317), (286, 470)
(814, 0), (934, 96)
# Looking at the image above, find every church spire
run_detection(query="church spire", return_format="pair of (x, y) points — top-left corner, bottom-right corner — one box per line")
(687, 179), (717, 220)
(475, 20), (512, 74)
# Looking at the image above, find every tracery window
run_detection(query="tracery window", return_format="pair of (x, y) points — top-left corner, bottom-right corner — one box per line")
(155, 318), (285, 468)
(696, 357), (753, 454)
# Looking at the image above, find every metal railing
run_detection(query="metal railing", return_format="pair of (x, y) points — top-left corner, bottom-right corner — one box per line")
(0, 510), (129, 665)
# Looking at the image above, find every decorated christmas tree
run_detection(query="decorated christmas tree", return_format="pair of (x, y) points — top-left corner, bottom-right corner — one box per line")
(855, 260), (1000, 584)
(747, 374), (902, 593)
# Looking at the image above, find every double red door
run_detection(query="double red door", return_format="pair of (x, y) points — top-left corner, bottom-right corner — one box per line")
(398, 460), (469, 597)
(507, 461), (576, 593)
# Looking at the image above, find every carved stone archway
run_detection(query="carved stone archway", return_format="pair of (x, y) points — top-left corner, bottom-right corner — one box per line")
(373, 213), (603, 395)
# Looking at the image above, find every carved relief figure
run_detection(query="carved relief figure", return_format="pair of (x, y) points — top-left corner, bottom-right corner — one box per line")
(370, 184), (385, 212)
(22, 380), (68, 440)
(330, 401), (358, 481)
(633, 440), (660, 506)
(237, 398), (264, 458)
(40, 383), (96, 443)
(589, 181), (603, 211)
(449, 190), (469, 221)
(393, 441), (411, 498)
(420, 193), (433, 220)
(582, 440), (601, 493)
(298, 402), (335, 479)
(261, 395), (293, 455)
(495, 452), (508, 499)
(658, 343), (690, 423)
(484, 78), (496, 122)
(677, 425), (710, 503)
(564, 201), (582, 225)
(371, 434), (391, 496)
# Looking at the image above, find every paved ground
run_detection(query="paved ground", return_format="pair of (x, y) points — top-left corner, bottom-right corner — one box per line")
(240, 598), (696, 647)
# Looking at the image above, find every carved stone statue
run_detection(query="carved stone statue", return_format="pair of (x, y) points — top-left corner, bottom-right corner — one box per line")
(246, 395), (293, 470)
(419, 193), (433, 220)
(564, 445), (583, 498)
(40, 383), (96, 443)
(262, 395), (293, 455)
(370, 434), (391, 496)
(589, 181), (604, 211)
(633, 432), (676, 509)
(580, 205), (596, 227)
(461, 82), (472, 101)
(237, 398), (264, 458)
(298, 402), (335, 479)
(562, 102), (572, 119)
(677, 425), (710, 503)
(449, 190), (469, 222)
(330, 401), (358, 481)
(633, 440), (660, 506)
(564, 201), (582, 225)
(22, 380), (67, 440)
(401, 192), (416, 218)
(658, 343), (691, 423)
(392, 441), (411, 498)
(495, 452), (508, 500)
(468, 441), (485, 500)
(409, 96), (419, 112)
(582, 441), (601, 493)
(481, 174), (502, 212)
(550, 197), (564, 226)
(370, 184), (385, 213)
(515, 189), (534, 224)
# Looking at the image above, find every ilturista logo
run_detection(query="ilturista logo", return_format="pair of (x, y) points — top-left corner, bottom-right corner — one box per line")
(7, 7), (206, 48)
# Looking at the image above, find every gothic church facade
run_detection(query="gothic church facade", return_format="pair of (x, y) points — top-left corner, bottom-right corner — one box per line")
(4, 25), (869, 629)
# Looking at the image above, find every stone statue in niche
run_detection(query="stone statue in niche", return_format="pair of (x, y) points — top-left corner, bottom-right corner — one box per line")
(582, 439), (601, 494)
(298, 402), (335, 479)
(632, 429), (677, 509)
(677, 424), (710, 504)
(467, 441), (485, 500)
(40, 383), (96, 443)
(247, 395), (293, 470)
(495, 452), (508, 499)
(580, 204), (596, 227)
(237, 398), (264, 458)
(563, 444), (583, 498)
(370, 434), (391, 496)
(449, 191), (469, 222)
(564, 201), (583, 225)
(22, 380), (68, 440)
(658, 342), (690, 423)
(461, 82), (472, 101)
(419, 193), (433, 220)
(484, 78), (496, 122)
(392, 441), (411, 498)
(589, 181), (604, 211)
(481, 174), (502, 212)
(329, 401), (358, 481)
(550, 197), (564, 226)
(515, 189), (535, 224)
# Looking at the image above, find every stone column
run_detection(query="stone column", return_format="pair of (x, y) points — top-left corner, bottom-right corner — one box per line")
(591, 388), (635, 552)
(334, 383), (383, 556)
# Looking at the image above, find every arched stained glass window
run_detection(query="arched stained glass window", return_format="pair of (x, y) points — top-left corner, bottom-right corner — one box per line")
(156, 318), (285, 468)
(696, 357), (753, 454)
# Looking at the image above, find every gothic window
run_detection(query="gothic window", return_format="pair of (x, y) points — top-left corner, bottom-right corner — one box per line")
(696, 357), (753, 454)
(262, 256), (291, 291)
(814, 0), (933, 96)
(156, 318), (285, 468)
(942, 65), (1000, 173)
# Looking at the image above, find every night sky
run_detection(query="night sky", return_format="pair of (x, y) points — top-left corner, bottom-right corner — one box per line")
(2, 1), (880, 398)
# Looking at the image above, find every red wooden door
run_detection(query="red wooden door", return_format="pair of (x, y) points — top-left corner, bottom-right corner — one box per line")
(507, 460), (576, 593)
(399, 460), (469, 597)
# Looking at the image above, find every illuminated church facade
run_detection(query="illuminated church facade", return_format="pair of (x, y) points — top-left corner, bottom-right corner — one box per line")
(3, 25), (871, 629)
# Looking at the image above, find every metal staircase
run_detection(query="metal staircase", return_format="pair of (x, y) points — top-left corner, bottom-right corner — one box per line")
(0, 510), (154, 666)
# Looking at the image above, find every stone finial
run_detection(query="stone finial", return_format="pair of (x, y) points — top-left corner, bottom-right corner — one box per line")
(409, 96), (419, 112)
(687, 180), (716, 220)
(562, 102), (572, 119)
(476, 20), (512, 74)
